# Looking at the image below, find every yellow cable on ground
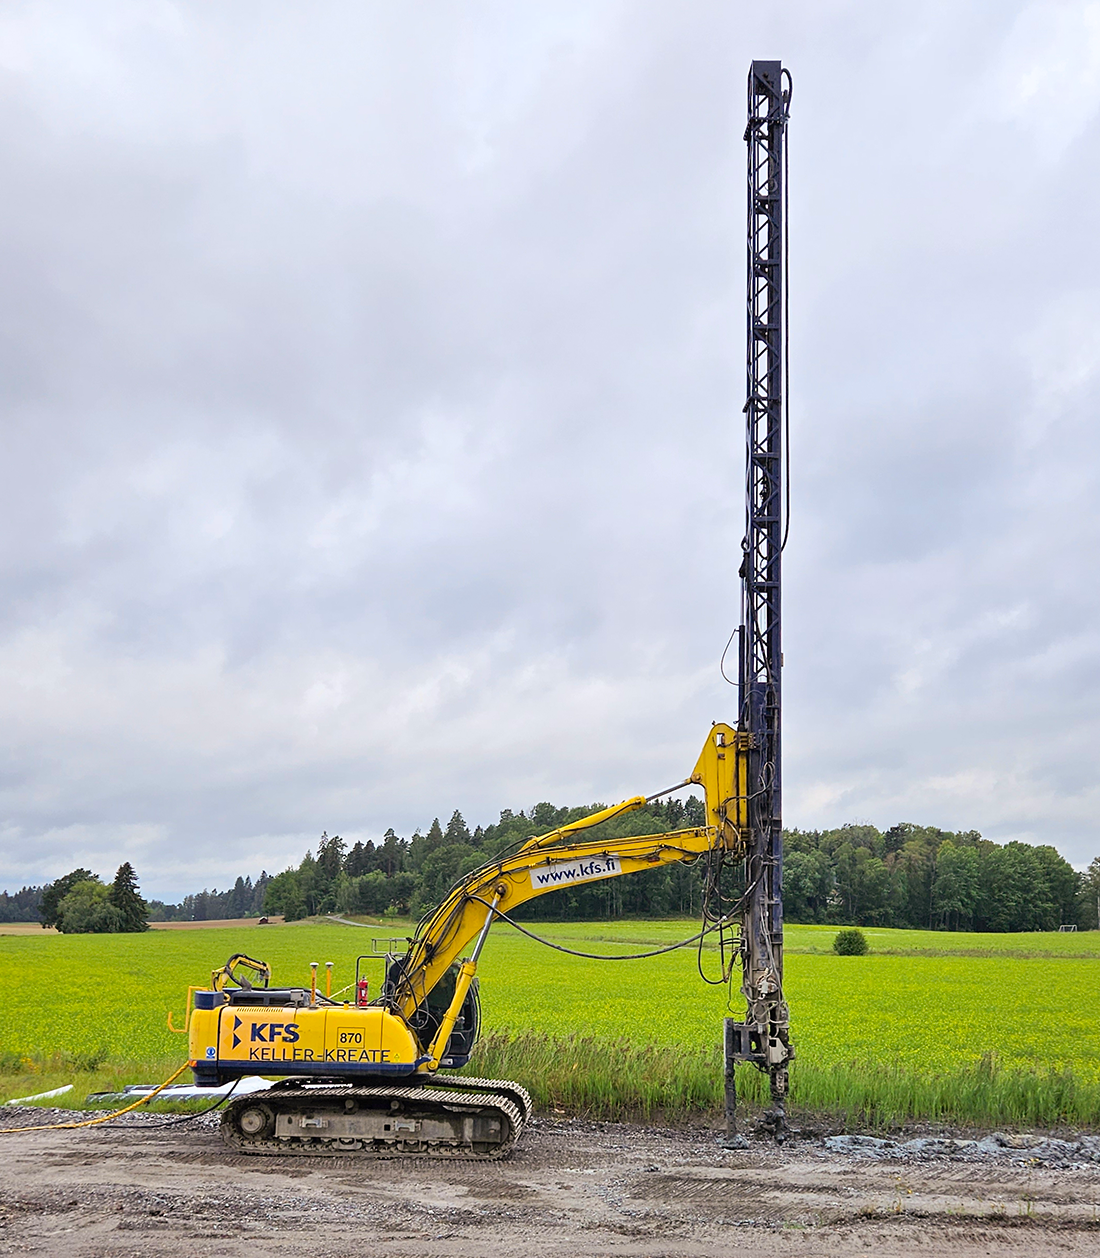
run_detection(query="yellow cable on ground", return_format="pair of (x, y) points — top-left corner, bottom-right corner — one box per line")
(0, 1062), (191, 1135)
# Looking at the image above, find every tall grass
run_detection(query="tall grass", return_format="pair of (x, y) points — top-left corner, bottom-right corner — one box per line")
(463, 1032), (1100, 1129)
(6, 1036), (1099, 1128)
(0, 1050), (171, 1109)
(465, 1033), (726, 1118)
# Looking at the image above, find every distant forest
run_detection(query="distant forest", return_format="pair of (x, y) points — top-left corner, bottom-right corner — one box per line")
(260, 805), (1097, 934)
(0, 872), (272, 925)
(147, 876), (271, 923)
(5, 800), (1100, 933)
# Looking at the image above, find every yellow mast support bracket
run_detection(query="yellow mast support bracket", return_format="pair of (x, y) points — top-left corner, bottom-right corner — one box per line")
(689, 721), (751, 840)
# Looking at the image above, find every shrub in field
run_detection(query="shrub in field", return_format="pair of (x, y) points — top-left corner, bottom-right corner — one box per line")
(833, 927), (868, 956)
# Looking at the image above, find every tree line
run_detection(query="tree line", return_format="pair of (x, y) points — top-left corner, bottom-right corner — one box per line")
(1, 872), (273, 926)
(263, 799), (711, 923)
(8, 805), (1100, 933)
(147, 874), (272, 922)
(263, 805), (1100, 933)
(785, 823), (1092, 932)
(0, 885), (42, 923)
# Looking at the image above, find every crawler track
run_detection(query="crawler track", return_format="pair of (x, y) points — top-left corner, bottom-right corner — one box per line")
(220, 1075), (532, 1158)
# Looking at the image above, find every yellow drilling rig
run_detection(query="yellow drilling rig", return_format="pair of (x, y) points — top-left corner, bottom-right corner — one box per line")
(186, 723), (792, 1157)
(179, 59), (794, 1158)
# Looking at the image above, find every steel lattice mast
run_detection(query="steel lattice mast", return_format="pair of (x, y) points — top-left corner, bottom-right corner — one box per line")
(723, 58), (792, 1143)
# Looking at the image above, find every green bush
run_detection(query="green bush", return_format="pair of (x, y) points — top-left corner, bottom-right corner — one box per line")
(833, 927), (868, 956)
(57, 882), (125, 934)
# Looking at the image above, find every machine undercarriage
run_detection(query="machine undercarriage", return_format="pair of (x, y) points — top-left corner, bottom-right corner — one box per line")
(220, 1076), (532, 1158)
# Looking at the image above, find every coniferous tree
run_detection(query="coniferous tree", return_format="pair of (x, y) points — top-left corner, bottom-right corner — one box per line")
(316, 833), (346, 880)
(379, 829), (406, 876)
(107, 862), (149, 932)
(227, 876), (248, 919)
(345, 840), (376, 877)
(408, 820), (444, 872)
(444, 811), (471, 845)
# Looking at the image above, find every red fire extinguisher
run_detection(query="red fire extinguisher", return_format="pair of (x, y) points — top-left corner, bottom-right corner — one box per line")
(356, 979), (370, 1007)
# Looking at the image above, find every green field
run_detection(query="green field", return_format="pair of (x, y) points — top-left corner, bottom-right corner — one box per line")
(2, 919), (1098, 1127)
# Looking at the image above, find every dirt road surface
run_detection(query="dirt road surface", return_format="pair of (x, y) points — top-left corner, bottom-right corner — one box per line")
(3, 1109), (1100, 1257)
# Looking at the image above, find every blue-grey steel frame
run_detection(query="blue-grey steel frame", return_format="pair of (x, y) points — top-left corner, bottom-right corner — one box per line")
(727, 59), (793, 1137)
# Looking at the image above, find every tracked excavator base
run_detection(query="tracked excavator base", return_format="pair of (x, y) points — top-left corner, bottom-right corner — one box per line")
(220, 1076), (532, 1159)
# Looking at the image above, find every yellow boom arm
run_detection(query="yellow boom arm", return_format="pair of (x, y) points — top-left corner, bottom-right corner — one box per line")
(390, 723), (750, 1064)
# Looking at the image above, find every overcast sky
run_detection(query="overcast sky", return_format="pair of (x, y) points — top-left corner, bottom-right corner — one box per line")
(2, 1), (1099, 899)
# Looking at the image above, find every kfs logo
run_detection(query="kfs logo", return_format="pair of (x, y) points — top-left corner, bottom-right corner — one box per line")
(230, 1016), (301, 1048)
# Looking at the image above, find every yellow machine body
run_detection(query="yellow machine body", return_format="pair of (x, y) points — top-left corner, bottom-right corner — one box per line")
(188, 1004), (422, 1079)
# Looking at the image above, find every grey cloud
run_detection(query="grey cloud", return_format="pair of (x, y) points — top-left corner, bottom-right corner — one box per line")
(2, 1), (1100, 898)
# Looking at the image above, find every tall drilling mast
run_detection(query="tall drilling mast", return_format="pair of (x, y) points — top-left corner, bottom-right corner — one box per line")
(724, 58), (792, 1142)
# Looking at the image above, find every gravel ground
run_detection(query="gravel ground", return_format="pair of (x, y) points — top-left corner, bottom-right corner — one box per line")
(2, 1106), (1100, 1256)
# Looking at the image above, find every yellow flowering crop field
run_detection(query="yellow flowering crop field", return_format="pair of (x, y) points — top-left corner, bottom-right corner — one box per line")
(1, 919), (1098, 1124)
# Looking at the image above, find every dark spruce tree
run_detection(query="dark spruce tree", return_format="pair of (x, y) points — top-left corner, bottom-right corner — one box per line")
(108, 862), (149, 932)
